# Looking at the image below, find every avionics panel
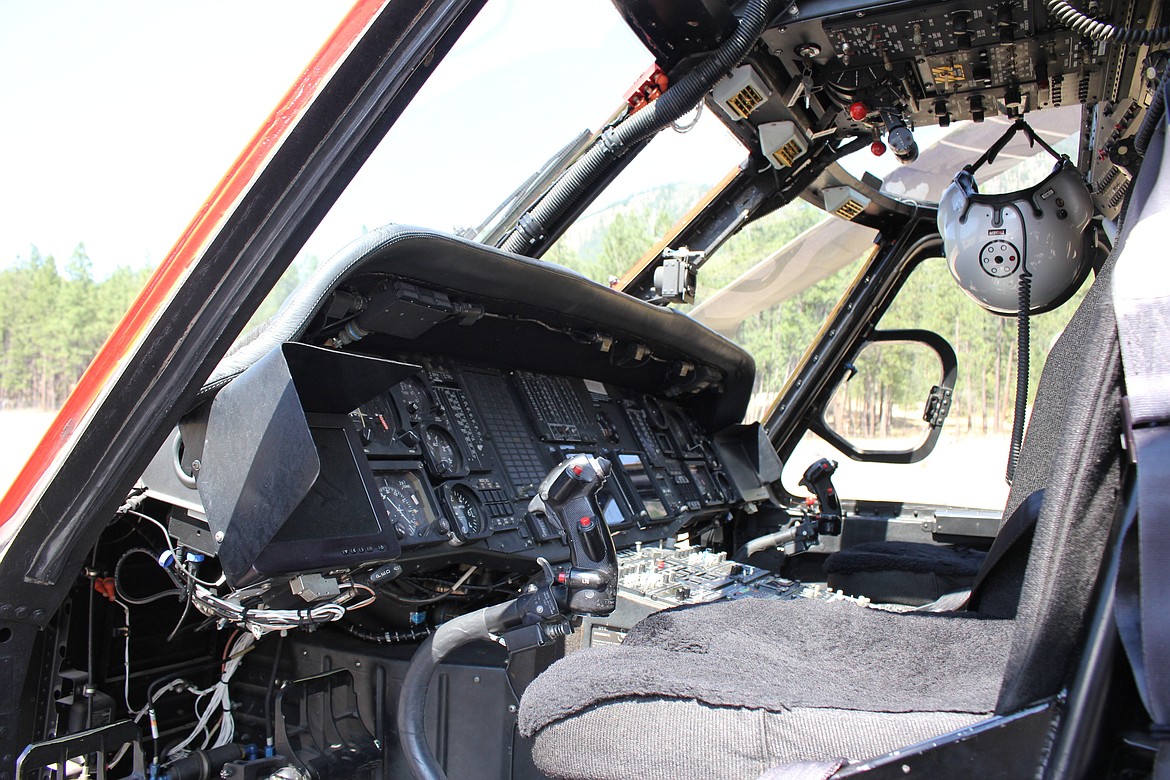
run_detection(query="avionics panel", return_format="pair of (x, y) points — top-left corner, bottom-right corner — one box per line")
(344, 357), (737, 569)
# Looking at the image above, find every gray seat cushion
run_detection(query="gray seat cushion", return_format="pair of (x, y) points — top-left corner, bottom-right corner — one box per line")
(532, 700), (983, 780)
(520, 599), (1014, 779)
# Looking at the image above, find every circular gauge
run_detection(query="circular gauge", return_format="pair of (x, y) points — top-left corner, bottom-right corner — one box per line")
(444, 484), (485, 541)
(398, 377), (430, 415)
(369, 395), (399, 434)
(423, 425), (462, 476)
(352, 395), (401, 448)
(376, 472), (435, 538)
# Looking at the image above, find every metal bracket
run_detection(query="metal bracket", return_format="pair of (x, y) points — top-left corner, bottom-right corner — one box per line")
(17, 720), (141, 780)
(924, 384), (954, 427)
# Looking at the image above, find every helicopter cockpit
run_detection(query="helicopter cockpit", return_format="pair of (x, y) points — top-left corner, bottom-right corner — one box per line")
(4, 0), (1166, 777)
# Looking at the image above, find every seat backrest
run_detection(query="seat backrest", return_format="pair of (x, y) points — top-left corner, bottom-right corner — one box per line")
(979, 246), (1124, 713)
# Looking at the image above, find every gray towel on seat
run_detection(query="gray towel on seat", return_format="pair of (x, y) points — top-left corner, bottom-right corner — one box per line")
(521, 597), (1014, 737)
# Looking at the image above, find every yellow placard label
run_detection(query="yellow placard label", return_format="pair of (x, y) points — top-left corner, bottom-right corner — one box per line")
(932, 64), (966, 83)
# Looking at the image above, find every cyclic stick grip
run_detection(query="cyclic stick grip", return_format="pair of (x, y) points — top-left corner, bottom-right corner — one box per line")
(528, 454), (619, 616)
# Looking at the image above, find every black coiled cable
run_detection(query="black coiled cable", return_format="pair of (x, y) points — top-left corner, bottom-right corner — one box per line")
(1007, 270), (1032, 484)
(1046, 0), (1170, 44)
(498, 0), (792, 255)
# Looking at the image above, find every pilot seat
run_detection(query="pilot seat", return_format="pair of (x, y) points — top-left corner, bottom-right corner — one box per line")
(517, 167), (1131, 780)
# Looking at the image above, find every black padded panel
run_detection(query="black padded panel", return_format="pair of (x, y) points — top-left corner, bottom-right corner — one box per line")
(825, 542), (986, 605)
(992, 253), (1123, 712)
(824, 542), (985, 576)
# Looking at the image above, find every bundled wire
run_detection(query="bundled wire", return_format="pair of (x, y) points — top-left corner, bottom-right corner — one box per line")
(106, 677), (189, 769)
(166, 632), (255, 758)
(189, 584), (347, 635)
(121, 507), (372, 637)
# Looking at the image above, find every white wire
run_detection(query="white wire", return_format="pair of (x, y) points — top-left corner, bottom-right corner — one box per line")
(190, 583), (349, 636)
(672, 100), (703, 133)
(339, 583), (377, 610)
(106, 678), (187, 769)
(114, 600), (132, 712)
(123, 509), (225, 587)
(166, 632), (255, 758)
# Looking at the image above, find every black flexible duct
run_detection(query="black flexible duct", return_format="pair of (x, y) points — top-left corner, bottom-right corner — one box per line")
(498, 0), (791, 255)
(1007, 270), (1032, 484)
(1136, 67), (1170, 156)
(1046, 0), (1170, 44)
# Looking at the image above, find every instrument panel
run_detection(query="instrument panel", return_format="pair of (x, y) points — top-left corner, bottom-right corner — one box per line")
(346, 358), (738, 566)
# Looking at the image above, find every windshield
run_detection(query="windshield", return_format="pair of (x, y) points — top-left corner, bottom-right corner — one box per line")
(299, 0), (654, 261)
(546, 110), (747, 283)
(837, 105), (1083, 204)
(246, 0), (673, 327)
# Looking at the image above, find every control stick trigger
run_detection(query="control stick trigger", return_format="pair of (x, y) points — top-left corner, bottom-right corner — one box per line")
(528, 454), (620, 617)
(799, 457), (842, 536)
(536, 555), (555, 584)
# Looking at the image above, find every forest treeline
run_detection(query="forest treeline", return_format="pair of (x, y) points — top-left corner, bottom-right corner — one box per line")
(0, 244), (314, 412)
(0, 247), (152, 410)
(2, 172), (1079, 434)
(550, 182), (1080, 435)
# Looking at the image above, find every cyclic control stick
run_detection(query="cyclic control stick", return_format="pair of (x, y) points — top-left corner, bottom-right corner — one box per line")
(398, 455), (618, 780)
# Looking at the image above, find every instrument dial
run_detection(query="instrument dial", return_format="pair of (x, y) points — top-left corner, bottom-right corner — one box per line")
(376, 472), (435, 538)
(351, 395), (401, 448)
(444, 484), (485, 541)
(423, 425), (462, 477)
(398, 377), (430, 415)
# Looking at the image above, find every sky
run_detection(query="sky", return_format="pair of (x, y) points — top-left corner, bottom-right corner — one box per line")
(0, 2), (353, 276)
(0, 0), (747, 280)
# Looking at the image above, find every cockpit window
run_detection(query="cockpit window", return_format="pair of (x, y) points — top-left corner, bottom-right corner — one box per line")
(780, 255), (1087, 509)
(837, 106), (1082, 204)
(244, 0), (656, 330)
(545, 110), (747, 283)
(686, 202), (876, 422)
